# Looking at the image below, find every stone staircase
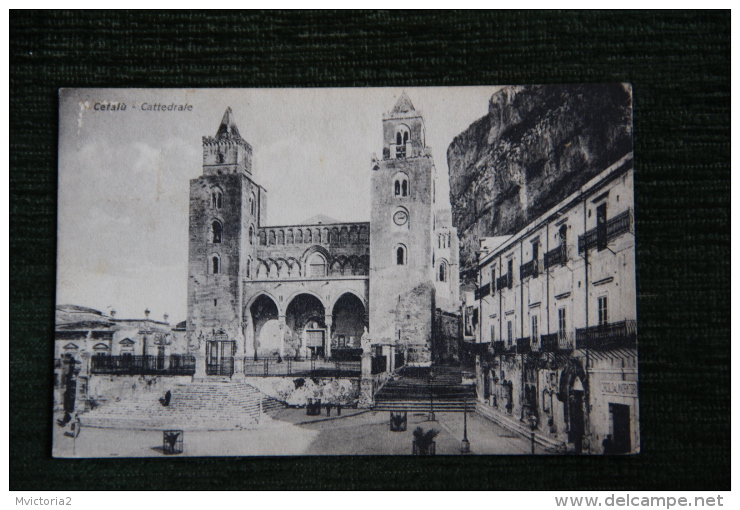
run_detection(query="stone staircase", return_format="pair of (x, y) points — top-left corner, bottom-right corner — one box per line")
(80, 380), (286, 430)
(373, 365), (476, 413)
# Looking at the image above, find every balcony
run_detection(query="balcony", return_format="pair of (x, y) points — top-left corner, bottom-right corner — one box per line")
(578, 209), (633, 254)
(520, 259), (539, 279)
(516, 337), (531, 353)
(544, 245), (567, 269)
(575, 320), (637, 351)
(492, 341), (507, 355)
(91, 355), (196, 376)
(474, 283), (491, 300)
(540, 332), (575, 352)
(496, 274), (511, 291)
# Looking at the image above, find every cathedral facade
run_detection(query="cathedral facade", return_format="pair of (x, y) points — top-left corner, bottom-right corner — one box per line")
(186, 94), (459, 376)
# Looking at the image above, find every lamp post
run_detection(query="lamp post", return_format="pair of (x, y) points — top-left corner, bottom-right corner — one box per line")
(428, 368), (435, 421)
(528, 414), (539, 455)
(461, 394), (471, 454)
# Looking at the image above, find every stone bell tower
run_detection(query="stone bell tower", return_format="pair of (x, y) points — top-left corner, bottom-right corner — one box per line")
(187, 107), (265, 376)
(369, 92), (437, 365)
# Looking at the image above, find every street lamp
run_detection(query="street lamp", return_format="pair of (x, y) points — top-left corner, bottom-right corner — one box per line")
(528, 414), (539, 455)
(428, 368), (436, 421)
(461, 393), (471, 454)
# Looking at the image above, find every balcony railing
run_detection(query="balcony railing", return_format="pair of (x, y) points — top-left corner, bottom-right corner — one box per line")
(474, 283), (491, 300)
(91, 355), (196, 376)
(578, 209), (633, 254)
(544, 245), (567, 269)
(516, 337), (531, 353)
(540, 332), (575, 352)
(496, 274), (511, 291)
(575, 320), (637, 351)
(520, 259), (539, 279)
(206, 357), (234, 376)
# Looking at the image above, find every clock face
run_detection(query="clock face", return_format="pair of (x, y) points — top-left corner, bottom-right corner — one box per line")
(393, 210), (408, 226)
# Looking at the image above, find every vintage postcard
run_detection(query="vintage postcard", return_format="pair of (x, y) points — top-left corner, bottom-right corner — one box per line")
(54, 86), (637, 457)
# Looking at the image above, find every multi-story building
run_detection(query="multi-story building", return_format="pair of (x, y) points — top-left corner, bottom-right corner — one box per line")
(465, 153), (638, 454)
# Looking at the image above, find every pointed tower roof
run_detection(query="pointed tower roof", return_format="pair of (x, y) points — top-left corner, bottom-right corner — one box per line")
(391, 91), (416, 114)
(216, 107), (242, 139)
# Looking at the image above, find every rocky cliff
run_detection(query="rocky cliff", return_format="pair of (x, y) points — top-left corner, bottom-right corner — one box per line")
(447, 84), (632, 284)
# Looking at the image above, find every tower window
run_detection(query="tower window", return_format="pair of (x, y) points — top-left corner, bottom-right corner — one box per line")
(395, 125), (410, 158)
(246, 258), (251, 278)
(250, 193), (256, 215)
(249, 226), (254, 245)
(438, 261), (447, 282)
(212, 190), (223, 209)
(212, 220), (223, 243)
(212, 255), (221, 274)
(395, 245), (407, 266)
(393, 172), (409, 197)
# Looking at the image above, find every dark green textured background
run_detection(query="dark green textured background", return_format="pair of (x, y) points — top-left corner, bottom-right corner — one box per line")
(10, 11), (730, 490)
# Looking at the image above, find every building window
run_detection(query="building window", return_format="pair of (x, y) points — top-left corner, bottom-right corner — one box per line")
(598, 296), (608, 326)
(507, 259), (514, 288)
(212, 255), (221, 274)
(249, 226), (254, 245)
(507, 321), (513, 346)
(597, 203), (608, 251)
(308, 253), (326, 277)
(531, 315), (538, 341)
(438, 261), (447, 282)
(395, 245), (407, 266)
(212, 221), (223, 243)
(246, 258), (251, 279)
(558, 308), (566, 337)
(250, 193), (256, 215)
(490, 325), (495, 343)
(212, 190), (223, 209)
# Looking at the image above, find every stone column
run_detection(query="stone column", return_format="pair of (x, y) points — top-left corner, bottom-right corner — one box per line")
(324, 314), (333, 359)
(278, 315), (286, 357)
(194, 335), (207, 378)
(358, 351), (374, 408)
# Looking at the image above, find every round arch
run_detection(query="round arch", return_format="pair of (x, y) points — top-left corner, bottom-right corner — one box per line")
(330, 292), (367, 350)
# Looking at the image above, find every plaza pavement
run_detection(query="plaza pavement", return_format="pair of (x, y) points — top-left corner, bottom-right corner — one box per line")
(53, 408), (546, 457)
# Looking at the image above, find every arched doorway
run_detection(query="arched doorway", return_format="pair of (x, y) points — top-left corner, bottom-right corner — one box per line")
(331, 293), (366, 352)
(249, 294), (279, 357)
(286, 294), (326, 359)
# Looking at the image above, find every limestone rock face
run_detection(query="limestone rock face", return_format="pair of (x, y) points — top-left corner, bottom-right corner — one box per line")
(447, 84), (632, 284)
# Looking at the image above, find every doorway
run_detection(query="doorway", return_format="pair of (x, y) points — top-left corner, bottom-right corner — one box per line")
(610, 403), (631, 454)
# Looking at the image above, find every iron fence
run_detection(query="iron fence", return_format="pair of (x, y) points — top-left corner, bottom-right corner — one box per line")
(91, 355), (196, 376)
(243, 357), (361, 378)
(206, 357), (234, 376)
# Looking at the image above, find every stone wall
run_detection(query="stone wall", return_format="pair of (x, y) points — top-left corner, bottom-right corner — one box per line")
(244, 376), (360, 407)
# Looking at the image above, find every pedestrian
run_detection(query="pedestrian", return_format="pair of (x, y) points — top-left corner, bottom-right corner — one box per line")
(326, 402), (332, 416)
(602, 434), (614, 455)
(337, 403), (342, 415)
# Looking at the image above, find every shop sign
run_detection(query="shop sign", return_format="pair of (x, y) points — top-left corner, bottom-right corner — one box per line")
(601, 380), (638, 397)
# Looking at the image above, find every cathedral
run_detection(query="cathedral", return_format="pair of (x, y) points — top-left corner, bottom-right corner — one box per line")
(186, 93), (459, 377)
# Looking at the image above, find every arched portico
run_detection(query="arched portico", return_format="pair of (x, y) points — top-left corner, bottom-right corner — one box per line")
(285, 293), (327, 358)
(248, 293), (280, 358)
(331, 292), (367, 350)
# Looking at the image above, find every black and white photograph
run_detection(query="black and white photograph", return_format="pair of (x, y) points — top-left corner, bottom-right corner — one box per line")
(53, 85), (637, 457)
